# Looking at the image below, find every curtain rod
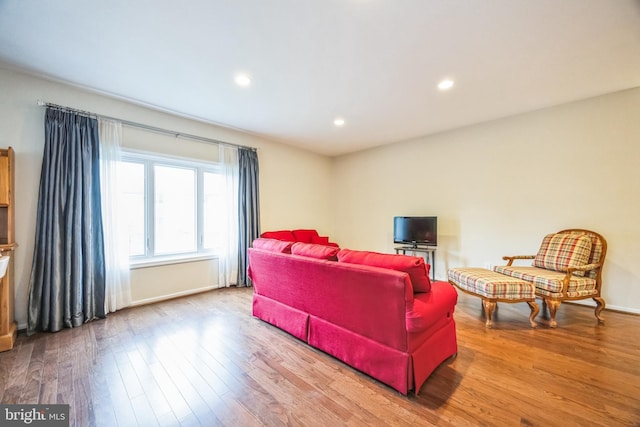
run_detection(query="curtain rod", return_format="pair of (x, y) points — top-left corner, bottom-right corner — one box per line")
(36, 100), (257, 152)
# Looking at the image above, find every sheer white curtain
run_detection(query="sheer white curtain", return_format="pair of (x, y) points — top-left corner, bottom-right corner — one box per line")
(218, 144), (239, 287)
(99, 119), (132, 312)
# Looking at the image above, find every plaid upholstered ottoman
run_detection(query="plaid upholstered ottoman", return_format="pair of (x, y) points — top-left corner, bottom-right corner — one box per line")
(447, 267), (539, 328)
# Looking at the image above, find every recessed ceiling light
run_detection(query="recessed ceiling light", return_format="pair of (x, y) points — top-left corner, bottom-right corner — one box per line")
(334, 118), (345, 127)
(235, 74), (251, 87)
(438, 79), (454, 91)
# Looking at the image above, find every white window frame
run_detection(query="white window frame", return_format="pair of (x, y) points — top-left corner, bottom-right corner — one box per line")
(121, 150), (222, 268)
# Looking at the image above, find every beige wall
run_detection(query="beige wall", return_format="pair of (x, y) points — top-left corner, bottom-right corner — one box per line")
(333, 87), (640, 313)
(0, 66), (334, 328)
(2, 64), (639, 329)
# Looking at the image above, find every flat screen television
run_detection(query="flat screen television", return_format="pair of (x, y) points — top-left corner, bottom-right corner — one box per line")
(393, 216), (437, 247)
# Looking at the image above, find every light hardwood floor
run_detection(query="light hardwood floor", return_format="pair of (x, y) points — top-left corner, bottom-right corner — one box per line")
(1, 287), (639, 426)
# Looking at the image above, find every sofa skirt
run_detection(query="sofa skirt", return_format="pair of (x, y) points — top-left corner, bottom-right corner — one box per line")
(308, 315), (412, 394)
(253, 294), (309, 342)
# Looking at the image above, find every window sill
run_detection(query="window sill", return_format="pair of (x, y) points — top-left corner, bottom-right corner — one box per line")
(130, 253), (218, 269)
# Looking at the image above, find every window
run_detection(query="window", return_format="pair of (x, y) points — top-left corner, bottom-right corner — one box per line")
(117, 151), (226, 263)
(154, 165), (196, 254)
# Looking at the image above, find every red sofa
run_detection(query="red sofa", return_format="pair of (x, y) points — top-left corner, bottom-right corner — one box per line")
(247, 239), (458, 395)
(260, 229), (339, 247)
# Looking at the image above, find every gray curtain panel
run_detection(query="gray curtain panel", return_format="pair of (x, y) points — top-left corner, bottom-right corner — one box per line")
(237, 148), (260, 286)
(27, 108), (106, 334)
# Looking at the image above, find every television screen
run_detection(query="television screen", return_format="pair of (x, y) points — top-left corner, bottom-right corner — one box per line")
(393, 216), (437, 247)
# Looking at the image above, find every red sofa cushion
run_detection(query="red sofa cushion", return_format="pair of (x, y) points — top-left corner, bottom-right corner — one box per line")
(311, 235), (329, 245)
(292, 229), (319, 243)
(312, 235), (339, 247)
(252, 238), (294, 253)
(260, 230), (296, 241)
(291, 242), (339, 260)
(261, 229), (338, 247)
(337, 249), (432, 293)
(533, 233), (592, 276)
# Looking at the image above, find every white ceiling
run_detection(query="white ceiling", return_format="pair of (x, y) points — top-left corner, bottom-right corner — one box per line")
(1, 1), (639, 156)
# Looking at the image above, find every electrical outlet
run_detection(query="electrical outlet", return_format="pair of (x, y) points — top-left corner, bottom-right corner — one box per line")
(484, 263), (493, 271)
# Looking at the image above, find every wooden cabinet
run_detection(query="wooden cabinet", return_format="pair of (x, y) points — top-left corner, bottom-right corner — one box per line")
(0, 149), (11, 244)
(0, 147), (16, 352)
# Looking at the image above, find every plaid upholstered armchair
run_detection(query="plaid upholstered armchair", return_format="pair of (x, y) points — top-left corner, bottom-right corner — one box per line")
(494, 229), (607, 328)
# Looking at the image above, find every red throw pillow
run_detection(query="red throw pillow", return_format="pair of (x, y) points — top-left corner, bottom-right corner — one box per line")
(292, 229), (319, 243)
(337, 249), (431, 293)
(252, 238), (293, 253)
(291, 242), (339, 261)
(260, 230), (296, 242)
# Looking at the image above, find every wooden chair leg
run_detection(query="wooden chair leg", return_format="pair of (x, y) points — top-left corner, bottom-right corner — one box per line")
(527, 301), (539, 328)
(539, 298), (549, 319)
(593, 296), (606, 324)
(546, 299), (561, 328)
(482, 300), (496, 328)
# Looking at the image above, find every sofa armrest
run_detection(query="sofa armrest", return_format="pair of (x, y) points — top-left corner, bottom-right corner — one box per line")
(566, 262), (601, 274)
(502, 255), (535, 266)
(552, 262), (602, 295)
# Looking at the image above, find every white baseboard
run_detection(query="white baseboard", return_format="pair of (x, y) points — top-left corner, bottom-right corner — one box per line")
(130, 285), (222, 307)
(16, 285), (223, 331)
(568, 299), (640, 315)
